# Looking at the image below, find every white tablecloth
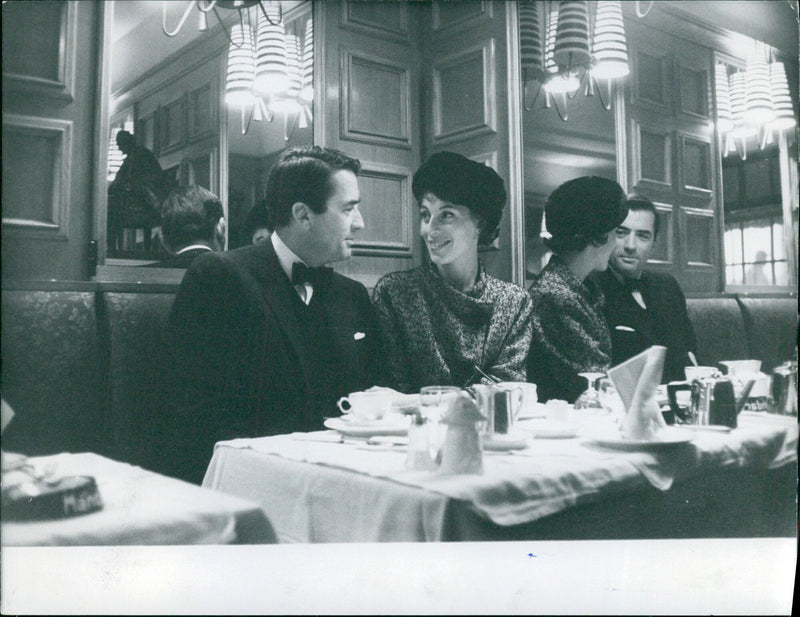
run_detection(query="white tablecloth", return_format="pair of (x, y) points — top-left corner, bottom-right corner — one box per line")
(202, 412), (798, 542)
(2, 452), (276, 545)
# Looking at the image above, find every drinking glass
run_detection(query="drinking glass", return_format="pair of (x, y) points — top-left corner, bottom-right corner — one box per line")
(419, 386), (461, 462)
(574, 372), (605, 410)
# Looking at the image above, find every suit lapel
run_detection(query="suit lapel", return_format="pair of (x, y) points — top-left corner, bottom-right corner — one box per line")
(247, 242), (317, 390)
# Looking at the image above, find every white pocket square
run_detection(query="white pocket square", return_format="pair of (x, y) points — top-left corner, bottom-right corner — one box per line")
(615, 325), (636, 332)
(353, 332), (366, 340)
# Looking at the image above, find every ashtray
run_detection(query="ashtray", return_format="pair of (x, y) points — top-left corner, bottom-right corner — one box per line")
(1, 475), (103, 520)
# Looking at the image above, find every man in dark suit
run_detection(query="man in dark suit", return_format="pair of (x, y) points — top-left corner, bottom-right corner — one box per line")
(144, 185), (226, 269)
(153, 146), (385, 483)
(590, 195), (697, 384)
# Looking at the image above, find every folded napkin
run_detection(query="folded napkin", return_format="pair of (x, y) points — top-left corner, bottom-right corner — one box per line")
(610, 346), (668, 440)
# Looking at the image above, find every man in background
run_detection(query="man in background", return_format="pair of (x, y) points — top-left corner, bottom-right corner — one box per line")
(590, 194), (697, 383)
(145, 185), (225, 268)
(154, 146), (385, 483)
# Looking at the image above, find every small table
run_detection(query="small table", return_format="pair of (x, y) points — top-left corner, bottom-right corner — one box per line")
(202, 412), (798, 543)
(2, 452), (276, 545)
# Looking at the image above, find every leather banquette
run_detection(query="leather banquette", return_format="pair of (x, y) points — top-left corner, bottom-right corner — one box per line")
(1, 282), (797, 467)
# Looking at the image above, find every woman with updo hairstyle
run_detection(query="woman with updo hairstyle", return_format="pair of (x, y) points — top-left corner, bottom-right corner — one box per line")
(527, 176), (628, 403)
(372, 151), (533, 393)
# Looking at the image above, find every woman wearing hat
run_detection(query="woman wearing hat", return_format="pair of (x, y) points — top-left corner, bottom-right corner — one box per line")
(372, 151), (533, 393)
(527, 176), (628, 403)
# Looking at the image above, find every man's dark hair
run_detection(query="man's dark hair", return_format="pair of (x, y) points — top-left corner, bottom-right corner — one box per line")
(265, 146), (361, 230)
(116, 130), (134, 151)
(160, 185), (223, 252)
(624, 194), (660, 239)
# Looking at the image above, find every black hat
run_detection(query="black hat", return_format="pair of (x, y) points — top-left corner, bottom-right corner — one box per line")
(545, 176), (627, 239)
(412, 151), (506, 246)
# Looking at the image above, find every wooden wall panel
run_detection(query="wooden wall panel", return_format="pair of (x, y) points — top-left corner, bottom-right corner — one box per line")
(625, 18), (721, 292)
(2, 1), (99, 281)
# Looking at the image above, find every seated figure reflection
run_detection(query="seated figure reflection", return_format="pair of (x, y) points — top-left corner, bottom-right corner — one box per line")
(527, 176), (628, 403)
(372, 151), (533, 393)
(107, 130), (170, 254)
(144, 185), (226, 269)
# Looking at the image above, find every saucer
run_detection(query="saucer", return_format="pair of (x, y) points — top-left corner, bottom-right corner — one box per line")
(482, 432), (530, 451)
(324, 415), (409, 438)
(516, 419), (580, 439)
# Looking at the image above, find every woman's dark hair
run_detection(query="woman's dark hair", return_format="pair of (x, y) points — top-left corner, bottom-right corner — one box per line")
(543, 231), (610, 254)
(265, 146), (361, 230)
(160, 185), (223, 252)
(543, 176), (627, 254)
(412, 151), (506, 246)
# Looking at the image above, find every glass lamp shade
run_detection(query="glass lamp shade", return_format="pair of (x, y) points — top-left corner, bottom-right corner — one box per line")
(519, 0), (545, 81)
(715, 63), (734, 133)
(225, 24), (256, 107)
(769, 62), (796, 130)
(544, 71), (581, 93)
(300, 17), (314, 103)
(744, 55), (775, 126)
(729, 72), (757, 137)
(255, 5), (288, 96)
(553, 1), (592, 71)
(592, 0), (629, 79)
(269, 34), (303, 115)
(545, 5), (559, 74)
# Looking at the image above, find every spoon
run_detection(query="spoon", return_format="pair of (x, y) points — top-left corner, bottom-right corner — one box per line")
(688, 351), (699, 367)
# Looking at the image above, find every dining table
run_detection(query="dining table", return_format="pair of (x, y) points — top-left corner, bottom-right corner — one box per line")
(201, 410), (798, 543)
(2, 451), (276, 545)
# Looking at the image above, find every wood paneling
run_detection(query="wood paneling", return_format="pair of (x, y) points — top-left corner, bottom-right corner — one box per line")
(625, 19), (721, 292)
(1, 1), (76, 101)
(1, 114), (72, 236)
(432, 41), (497, 143)
(352, 162), (413, 257)
(2, 1), (100, 280)
(341, 50), (411, 147)
(340, 1), (410, 41)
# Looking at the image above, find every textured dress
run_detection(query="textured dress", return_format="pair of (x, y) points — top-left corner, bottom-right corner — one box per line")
(527, 256), (612, 403)
(372, 262), (533, 393)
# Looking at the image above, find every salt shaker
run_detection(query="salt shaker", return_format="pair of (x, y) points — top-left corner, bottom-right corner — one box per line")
(404, 410), (437, 470)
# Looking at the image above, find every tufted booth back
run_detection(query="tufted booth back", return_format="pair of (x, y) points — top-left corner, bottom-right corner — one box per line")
(1, 283), (796, 467)
(686, 297), (751, 368)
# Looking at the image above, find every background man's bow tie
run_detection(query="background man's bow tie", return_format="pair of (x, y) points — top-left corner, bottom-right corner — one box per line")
(291, 262), (332, 287)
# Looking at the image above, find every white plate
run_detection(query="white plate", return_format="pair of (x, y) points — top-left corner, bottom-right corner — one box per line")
(586, 427), (695, 451)
(482, 432), (530, 451)
(517, 419), (580, 439)
(324, 416), (409, 438)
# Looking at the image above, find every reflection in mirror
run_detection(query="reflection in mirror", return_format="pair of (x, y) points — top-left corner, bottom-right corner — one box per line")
(104, 0), (312, 267)
(518, 0), (621, 283)
(715, 55), (798, 289)
(522, 90), (618, 282)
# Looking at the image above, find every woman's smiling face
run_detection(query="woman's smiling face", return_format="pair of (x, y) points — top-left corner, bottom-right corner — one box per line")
(419, 192), (481, 269)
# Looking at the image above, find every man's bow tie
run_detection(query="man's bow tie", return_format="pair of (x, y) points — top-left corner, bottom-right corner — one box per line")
(291, 262), (332, 287)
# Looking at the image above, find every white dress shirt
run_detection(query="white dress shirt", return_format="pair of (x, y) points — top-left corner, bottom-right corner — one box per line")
(271, 232), (314, 304)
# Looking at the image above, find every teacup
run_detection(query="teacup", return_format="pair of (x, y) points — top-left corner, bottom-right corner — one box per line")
(719, 360), (762, 376)
(496, 381), (537, 421)
(684, 366), (718, 382)
(337, 390), (392, 422)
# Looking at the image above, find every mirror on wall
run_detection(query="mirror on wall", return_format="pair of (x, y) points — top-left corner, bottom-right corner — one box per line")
(715, 55), (798, 290)
(521, 87), (618, 281)
(104, 0), (312, 266)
